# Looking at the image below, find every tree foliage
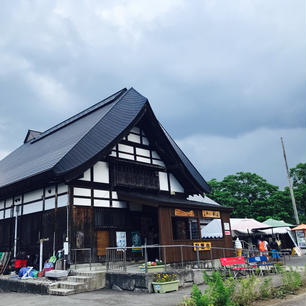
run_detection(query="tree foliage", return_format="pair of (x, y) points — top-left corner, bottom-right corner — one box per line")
(208, 163), (306, 224)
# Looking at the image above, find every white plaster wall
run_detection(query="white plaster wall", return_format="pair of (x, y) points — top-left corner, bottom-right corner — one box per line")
(45, 197), (55, 210)
(74, 187), (91, 197)
(159, 172), (169, 191)
(94, 190), (109, 198)
(169, 173), (184, 193)
(58, 194), (68, 207)
(73, 197), (91, 206)
(5, 198), (13, 207)
(93, 161), (109, 183)
(136, 148), (150, 157)
(23, 201), (43, 215)
(93, 199), (110, 207)
(118, 144), (134, 154)
(24, 189), (43, 203)
(80, 169), (91, 181)
(58, 183), (68, 194)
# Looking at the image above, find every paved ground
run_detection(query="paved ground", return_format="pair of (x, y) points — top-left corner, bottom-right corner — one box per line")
(0, 255), (304, 306)
(0, 283), (207, 306)
(284, 253), (306, 267)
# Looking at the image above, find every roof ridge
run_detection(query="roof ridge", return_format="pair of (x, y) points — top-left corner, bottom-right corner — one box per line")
(31, 88), (127, 144)
(52, 87), (133, 174)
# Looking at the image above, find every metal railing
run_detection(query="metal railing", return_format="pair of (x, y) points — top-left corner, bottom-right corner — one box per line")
(105, 244), (290, 272)
(71, 248), (92, 270)
(105, 244), (237, 272)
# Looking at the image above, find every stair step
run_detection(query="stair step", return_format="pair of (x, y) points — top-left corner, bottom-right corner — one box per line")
(57, 281), (84, 290)
(68, 276), (91, 283)
(49, 288), (76, 296)
(75, 271), (105, 277)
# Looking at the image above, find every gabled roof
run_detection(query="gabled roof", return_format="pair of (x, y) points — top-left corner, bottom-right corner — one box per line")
(0, 87), (210, 197)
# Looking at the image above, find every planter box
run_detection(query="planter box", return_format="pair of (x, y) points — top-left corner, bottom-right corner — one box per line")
(139, 265), (165, 273)
(152, 280), (179, 293)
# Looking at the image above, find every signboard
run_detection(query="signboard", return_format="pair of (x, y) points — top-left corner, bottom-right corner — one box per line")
(175, 209), (195, 217)
(225, 231), (231, 236)
(296, 230), (306, 248)
(131, 231), (142, 253)
(224, 222), (230, 231)
(116, 231), (127, 249)
(193, 242), (211, 251)
(63, 242), (69, 255)
(202, 210), (220, 218)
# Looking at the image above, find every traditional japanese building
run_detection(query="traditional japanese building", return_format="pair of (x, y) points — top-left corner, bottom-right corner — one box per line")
(0, 88), (232, 263)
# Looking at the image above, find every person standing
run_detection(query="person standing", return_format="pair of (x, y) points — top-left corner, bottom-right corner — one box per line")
(259, 237), (269, 257)
(270, 237), (280, 261)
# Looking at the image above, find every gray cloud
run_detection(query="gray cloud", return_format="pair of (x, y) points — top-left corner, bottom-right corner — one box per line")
(0, 0), (305, 187)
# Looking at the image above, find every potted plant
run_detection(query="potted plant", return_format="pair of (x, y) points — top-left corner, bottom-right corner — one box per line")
(139, 259), (165, 273)
(152, 273), (179, 293)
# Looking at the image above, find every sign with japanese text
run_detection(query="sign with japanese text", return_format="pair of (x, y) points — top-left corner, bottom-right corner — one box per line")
(193, 242), (212, 251)
(202, 210), (220, 218)
(175, 209), (195, 217)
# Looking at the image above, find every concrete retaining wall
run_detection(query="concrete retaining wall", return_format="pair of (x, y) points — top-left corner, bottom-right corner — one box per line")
(106, 269), (205, 293)
(0, 278), (49, 294)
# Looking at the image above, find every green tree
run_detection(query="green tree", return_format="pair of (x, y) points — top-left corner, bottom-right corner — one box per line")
(289, 163), (306, 223)
(208, 171), (295, 223)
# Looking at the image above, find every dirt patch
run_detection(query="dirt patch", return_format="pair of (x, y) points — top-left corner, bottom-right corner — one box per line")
(253, 285), (306, 306)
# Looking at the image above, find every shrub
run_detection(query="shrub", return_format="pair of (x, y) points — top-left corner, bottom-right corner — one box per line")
(231, 275), (259, 306)
(259, 277), (274, 299)
(281, 269), (302, 294)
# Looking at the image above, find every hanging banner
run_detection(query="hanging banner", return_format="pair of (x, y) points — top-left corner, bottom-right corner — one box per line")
(175, 209), (195, 217)
(202, 210), (220, 218)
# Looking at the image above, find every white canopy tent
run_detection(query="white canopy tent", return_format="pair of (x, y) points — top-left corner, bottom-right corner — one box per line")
(230, 218), (268, 236)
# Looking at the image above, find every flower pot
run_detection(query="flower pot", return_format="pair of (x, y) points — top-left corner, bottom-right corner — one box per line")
(152, 280), (179, 293)
(139, 265), (165, 273)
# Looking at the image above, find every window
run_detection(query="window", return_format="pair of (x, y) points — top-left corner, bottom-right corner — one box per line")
(113, 162), (159, 190)
(200, 218), (223, 239)
(172, 217), (200, 240)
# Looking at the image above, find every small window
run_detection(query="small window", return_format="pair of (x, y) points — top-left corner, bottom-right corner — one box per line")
(172, 217), (200, 240)
(200, 218), (223, 239)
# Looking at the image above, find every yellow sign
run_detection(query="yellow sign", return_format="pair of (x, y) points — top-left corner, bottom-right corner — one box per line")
(175, 209), (195, 217)
(193, 242), (212, 251)
(202, 210), (220, 218)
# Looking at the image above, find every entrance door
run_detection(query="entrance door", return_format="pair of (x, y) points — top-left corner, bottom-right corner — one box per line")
(97, 231), (109, 256)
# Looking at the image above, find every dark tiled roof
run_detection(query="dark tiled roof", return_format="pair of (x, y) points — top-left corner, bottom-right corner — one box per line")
(118, 191), (231, 210)
(161, 124), (211, 193)
(0, 88), (128, 188)
(0, 87), (210, 195)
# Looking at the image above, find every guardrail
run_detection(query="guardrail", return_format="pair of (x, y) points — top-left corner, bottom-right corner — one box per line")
(105, 244), (290, 272)
(105, 244), (238, 272)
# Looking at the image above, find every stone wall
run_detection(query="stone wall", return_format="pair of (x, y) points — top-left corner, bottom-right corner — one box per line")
(0, 277), (49, 294)
(105, 269), (206, 293)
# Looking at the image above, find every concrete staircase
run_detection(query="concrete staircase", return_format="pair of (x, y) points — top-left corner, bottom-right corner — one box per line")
(48, 270), (106, 296)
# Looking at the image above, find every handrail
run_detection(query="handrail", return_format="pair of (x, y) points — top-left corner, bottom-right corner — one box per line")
(71, 248), (92, 271)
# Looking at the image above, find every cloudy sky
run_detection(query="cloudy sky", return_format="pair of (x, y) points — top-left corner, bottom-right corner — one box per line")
(0, 0), (305, 189)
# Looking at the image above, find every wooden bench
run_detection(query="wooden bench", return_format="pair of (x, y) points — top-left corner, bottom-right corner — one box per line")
(220, 256), (256, 278)
(248, 256), (277, 275)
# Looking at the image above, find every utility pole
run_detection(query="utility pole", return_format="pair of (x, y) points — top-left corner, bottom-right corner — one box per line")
(280, 137), (300, 224)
